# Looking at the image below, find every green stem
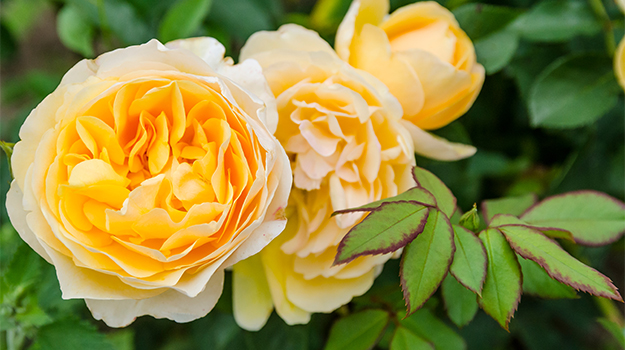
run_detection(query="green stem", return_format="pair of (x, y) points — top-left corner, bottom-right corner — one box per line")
(595, 297), (624, 327)
(588, 0), (616, 56)
(0, 141), (14, 179)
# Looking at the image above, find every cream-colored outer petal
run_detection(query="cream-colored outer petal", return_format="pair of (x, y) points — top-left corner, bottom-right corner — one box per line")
(401, 120), (476, 161)
(241, 24), (336, 60)
(616, 38), (625, 90)
(86, 269), (224, 328)
(6, 181), (52, 263)
(165, 37), (227, 70)
(217, 59), (280, 134)
(232, 254), (273, 331)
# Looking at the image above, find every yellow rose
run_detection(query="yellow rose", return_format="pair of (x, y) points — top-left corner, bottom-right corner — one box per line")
(336, 0), (485, 132)
(231, 25), (416, 330)
(616, 37), (625, 90)
(6, 38), (291, 327)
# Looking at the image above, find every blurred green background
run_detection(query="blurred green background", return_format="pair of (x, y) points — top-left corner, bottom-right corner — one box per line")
(0, 0), (623, 349)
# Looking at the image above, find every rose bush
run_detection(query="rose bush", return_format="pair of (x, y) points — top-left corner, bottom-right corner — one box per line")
(6, 38), (291, 327)
(231, 24), (416, 330)
(336, 0), (484, 158)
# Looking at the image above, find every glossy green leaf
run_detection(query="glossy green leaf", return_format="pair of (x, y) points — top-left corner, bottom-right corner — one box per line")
(474, 29), (519, 74)
(478, 228), (522, 330)
(412, 167), (456, 217)
(449, 224), (487, 295)
(332, 187), (436, 216)
(517, 255), (577, 299)
(1, 243), (42, 304)
(390, 327), (433, 350)
(400, 309), (466, 350)
(324, 309), (389, 350)
(441, 274), (479, 328)
(521, 190), (625, 245)
(529, 54), (619, 128)
(453, 3), (522, 40)
(401, 210), (455, 315)
(498, 225), (622, 301)
(511, 0), (601, 42)
(159, 0), (213, 43)
(56, 5), (94, 57)
(453, 4), (522, 74)
(334, 203), (430, 265)
(481, 194), (537, 224)
(31, 319), (116, 350)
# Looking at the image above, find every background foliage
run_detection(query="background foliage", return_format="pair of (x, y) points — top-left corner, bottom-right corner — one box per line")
(0, 0), (623, 349)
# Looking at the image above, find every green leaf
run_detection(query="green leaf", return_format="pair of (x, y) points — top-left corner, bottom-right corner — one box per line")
(1, 243), (42, 304)
(324, 309), (389, 350)
(159, 0), (213, 43)
(56, 5), (94, 57)
(528, 54), (619, 128)
(334, 202), (430, 265)
(441, 274), (479, 328)
(310, 0), (352, 33)
(449, 224), (487, 295)
(32, 319), (116, 350)
(474, 29), (519, 74)
(498, 225), (622, 301)
(517, 255), (578, 299)
(453, 3), (523, 74)
(390, 327), (434, 350)
(399, 308), (466, 350)
(510, 0), (601, 42)
(401, 210), (455, 315)
(521, 190), (625, 245)
(208, 0), (272, 41)
(453, 4), (522, 40)
(481, 194), (537, 224)
(478, 228), (522, 330)
(103, 1), (151, 45)
(412, 167), (456, 217)
(489, 214), (574, 242)
(332, 187), (436, 216)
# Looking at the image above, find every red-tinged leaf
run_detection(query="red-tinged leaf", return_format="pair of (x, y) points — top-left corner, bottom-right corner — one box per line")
(517, 255), (578, 299)
(481, 194), (537, 224)
(490, 214), (574, 242)
(412, 167), (457, 217)
(449, 225), (487, 295)
(521, 190), (625, 246)
(332, 187), (436, 216)
(400, 210), (455, 316)
(390, 327), (434, 350)
(334, 202), (430, 265)
(498, 225), (623, 301)
(478, 228), (522, 330)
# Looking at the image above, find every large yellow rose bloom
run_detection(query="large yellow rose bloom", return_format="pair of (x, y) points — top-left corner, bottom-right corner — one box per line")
(6, 38), (291, 327)
(336, 0), (485, 132)
(231, 25), (416, 330)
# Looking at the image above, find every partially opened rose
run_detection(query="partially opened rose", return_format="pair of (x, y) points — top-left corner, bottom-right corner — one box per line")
(6, 38), (291, 327)
(231, 25), (416, 330)
(336, 0), (484, 146)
